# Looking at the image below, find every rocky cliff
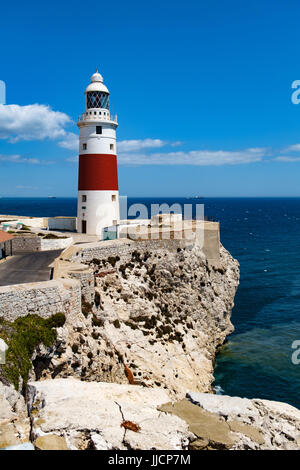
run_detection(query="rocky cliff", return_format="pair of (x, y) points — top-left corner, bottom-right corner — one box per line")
(33, 242), (239, 398)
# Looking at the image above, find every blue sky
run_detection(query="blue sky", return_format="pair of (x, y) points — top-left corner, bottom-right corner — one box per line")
(1, 0), (300, 197)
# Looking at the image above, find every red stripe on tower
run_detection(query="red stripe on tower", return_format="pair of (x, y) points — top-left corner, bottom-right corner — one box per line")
(78, 154), (119, 191)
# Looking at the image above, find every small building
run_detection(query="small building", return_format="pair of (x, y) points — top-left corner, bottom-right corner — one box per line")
(0, 231), (13, 260)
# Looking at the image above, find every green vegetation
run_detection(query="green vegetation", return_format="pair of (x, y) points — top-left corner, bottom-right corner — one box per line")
(113, 319), (121, 328)
(107, 256), (120, 267)
(0, 313), (66, 390)
(92, 258), (101, 265)
(94, 291), (101, 307)
(21, 224), (31, 231)
(92, 314), (104, 327)
(43, 234), (68, 239)
(82, 297), (93, 317)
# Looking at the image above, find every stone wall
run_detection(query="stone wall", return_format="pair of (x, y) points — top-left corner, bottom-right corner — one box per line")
(69, 239), (135, 264)
(69, 239), (197, 265)
(66, 269), (95, 304)
(0, 240), (12, 259)
(68, 222), (220, 266)
(12, 236), (40, 252)
(0, 279), (81, 322)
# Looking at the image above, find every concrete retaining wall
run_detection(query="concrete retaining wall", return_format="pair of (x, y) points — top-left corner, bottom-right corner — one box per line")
(48, 217), (77, 231)
(0, 279), (81, 322)
(12, 236), (73, 253)
(18, 218), (47, 228)
(40, 237), (73, 251)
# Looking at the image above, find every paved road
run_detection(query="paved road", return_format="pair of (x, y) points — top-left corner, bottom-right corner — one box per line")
(0, 250), (62, 286)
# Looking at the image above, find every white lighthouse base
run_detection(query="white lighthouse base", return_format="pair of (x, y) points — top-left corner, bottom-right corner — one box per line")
(77, 190), (120, 237)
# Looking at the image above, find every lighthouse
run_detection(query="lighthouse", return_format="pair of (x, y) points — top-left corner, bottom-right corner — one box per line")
(77, 71), (120, 236)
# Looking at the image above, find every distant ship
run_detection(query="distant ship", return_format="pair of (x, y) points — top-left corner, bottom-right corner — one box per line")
(48, 196), (57, 199)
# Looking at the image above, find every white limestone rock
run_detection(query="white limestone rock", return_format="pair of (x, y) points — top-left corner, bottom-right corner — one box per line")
(187, 392), (300, 450)
(27, 378), (193, 450)
(187, 391), (260, 422)
(0, 382), (30, 449)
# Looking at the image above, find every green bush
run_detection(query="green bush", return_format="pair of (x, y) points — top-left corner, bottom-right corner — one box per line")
(0, 313), (66, 390)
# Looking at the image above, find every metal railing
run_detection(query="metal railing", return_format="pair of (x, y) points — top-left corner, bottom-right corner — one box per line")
(78, 112), (118, 123)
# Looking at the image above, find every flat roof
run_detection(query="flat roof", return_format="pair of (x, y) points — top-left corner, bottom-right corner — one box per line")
(0, 231), (14, 243)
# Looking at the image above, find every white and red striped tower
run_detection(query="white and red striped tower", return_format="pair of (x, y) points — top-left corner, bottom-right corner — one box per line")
(77, 70), (120, 236)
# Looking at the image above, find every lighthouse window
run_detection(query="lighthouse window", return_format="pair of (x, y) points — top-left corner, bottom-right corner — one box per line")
(110, 144), (114, 151)
(82, 195), (87, 202)
(96, 126), (102, 135)
(112, 195), (116, 202)
(83, 143), (87, 150)
(87, 91), (109, 109)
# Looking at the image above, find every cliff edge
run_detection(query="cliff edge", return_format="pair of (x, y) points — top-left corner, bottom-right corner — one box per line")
(38, 241), (239, 397)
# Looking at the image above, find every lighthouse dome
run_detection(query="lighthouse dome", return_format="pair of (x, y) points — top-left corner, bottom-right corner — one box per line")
(91, 71), (103, 82)
(85, 70), (109, 94)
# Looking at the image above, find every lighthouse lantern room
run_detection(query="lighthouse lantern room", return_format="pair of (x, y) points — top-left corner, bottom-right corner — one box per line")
(77, 71), (120, 236)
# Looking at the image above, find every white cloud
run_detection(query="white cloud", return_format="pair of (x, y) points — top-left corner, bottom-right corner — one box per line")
(118, 147), (267, 166)
(65, 144), (268, 166)
(61, 137), (178, 154)
(275, 156), (300, 162)
(0, 154), (54, 165)
(0, 104), (71, 142)
(66, 155), (78, 163)
(282, 144), (300, 153)
(58, 132), (79, 151)
(117, 139), (169, 152)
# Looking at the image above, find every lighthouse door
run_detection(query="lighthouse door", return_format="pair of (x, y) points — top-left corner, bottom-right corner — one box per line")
(82, 220), (87, 234)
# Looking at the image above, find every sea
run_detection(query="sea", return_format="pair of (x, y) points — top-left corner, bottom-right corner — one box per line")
(1, 196), (300, 409)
